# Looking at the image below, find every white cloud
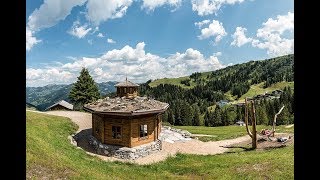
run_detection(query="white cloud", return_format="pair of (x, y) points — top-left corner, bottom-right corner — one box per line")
(85, 0), (133, 25)
(141, 0), (181, 12)
(68, 21), (92, 38)
(107, 38), (116, 43)
(26, 42), (225, 86)
(26, 28), (41, 51)
(97, 33), (104, 37)
(231, 27), (252, 47)
(92, 26), (99, 33)
(194, 19), (210, 28)
(27, 0), (87, 31)
(88, 39), (93, 45)
(191, 0), (245, 16)
(252, 12), (294, 57)
(196, 19), (227, 43)
(26, 0), (87, 51)
(213, 51), (222, 56)
(26, 68), (75, 87)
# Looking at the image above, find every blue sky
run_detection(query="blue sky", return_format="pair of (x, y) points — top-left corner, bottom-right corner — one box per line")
(26, 0), (294, 87)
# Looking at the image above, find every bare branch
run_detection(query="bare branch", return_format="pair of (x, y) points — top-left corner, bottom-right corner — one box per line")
(272, 105), (285, 137)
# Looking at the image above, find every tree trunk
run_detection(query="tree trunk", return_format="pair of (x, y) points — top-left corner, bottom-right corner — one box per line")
(272, 105), (285, 137)
(244, 98), (253, 138)
(251, 101), (257, 149)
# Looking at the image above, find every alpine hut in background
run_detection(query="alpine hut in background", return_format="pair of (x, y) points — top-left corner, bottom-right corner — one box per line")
(45, 100), (74, 111)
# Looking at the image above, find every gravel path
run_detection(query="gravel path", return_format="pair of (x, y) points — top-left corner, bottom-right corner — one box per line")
(30, 110), (252, 165)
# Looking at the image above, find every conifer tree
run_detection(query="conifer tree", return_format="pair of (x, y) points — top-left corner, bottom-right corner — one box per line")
(69, 68), (100, 110)
(192, 105), (201, 126)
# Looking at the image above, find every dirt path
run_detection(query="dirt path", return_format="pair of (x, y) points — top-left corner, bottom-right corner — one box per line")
(45, 111), (92, 133)
(28, 110), (259, 165)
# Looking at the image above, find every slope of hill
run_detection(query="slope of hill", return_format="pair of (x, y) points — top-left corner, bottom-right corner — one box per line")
(26, 102), (38, 111)
(26, 81), (117, 110)
(149, 72), (212, 88)
(139, 54), (294, 127)
(149, 54), (293, 92)
(227, 81), (294, 102)
(26, 111), (293, 179)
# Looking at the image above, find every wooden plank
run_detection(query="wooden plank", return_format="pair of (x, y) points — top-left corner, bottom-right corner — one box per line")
(129, 117), (132, 147)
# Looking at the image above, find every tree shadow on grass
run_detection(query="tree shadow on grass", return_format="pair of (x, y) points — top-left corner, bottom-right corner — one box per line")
(222, 145), (254, 153)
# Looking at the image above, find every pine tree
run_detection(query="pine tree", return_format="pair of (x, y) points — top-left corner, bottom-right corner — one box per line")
(213, 106), (222, 126)
(167, 109), (175, 125)
(204, 110), (210, 126)
(180, 101), (193, 125)
(69, 68), (100, 110)
(192, 105), (201, 126)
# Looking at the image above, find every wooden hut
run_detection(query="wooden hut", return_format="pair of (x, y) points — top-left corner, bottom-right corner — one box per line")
(45, 100), (73, 111)
(84, 79), (169, 148)
(115, 78), (139, 98)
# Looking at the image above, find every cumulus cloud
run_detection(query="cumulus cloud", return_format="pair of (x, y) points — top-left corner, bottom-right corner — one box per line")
(27, 0), (87, 31)
(85, 0), (133, 25)
(68, 21), (92, 38)
(231, 27), (252, 47)
(194, 19), (210, 28)
(97, 33), (104, 37)
(26, 68), (75, 87)
(26, 42), (225, 86)
(26, 27), (41, 51)
(107, 38), (116, 43)
(213, 51), (222, 56)
(196, 19), (227, 43)
(252, 12), (294, 57)
(26, 0), (87, 50)
(191, 0), (245, 16)
(141, 0), (181, 12)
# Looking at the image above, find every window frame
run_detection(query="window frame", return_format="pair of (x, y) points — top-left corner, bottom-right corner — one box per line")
(139, 124), (148, 140)
(111, 125), (122, 140)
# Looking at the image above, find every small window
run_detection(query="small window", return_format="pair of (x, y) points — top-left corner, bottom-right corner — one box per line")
(139, 124), (148, 139)
(112, 126), (122, 139)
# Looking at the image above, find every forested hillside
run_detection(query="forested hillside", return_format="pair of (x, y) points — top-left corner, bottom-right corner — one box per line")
(139, 54), (294, 127)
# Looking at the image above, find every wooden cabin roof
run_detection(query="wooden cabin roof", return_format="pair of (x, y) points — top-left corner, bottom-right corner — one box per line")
(45, 100), (73, 110)
(115, 80), (139, 87)
(84, 96), (169, 116)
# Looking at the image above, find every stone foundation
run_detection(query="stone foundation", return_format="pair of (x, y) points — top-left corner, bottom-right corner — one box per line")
(162, 126), (192, 138)
(88, 136), (162, 160)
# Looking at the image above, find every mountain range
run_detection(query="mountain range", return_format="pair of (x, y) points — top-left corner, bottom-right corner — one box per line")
(26, 81), (117, 111)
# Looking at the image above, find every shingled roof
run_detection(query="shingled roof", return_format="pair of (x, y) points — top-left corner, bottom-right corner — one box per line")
(45, 100), (73, 111)
(84, 96), (169, 116)
(114, 78), (139, 87)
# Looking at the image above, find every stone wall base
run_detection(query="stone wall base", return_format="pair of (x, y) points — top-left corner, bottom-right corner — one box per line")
(88, 136), (162, 160)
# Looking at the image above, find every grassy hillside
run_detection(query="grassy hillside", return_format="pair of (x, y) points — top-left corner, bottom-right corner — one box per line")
(149, 72), (211, 88)
(174, 125), (294, 142)
(27, 111), (293, 179)
(228, 81), (294, 102)
(148, 54), (293, 93)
